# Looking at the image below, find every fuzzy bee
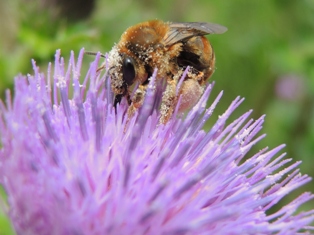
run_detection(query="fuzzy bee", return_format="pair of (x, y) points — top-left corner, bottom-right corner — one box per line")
(89, 20), (227, 123)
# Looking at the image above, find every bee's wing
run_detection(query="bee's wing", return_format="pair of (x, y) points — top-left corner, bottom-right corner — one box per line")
(163, 22), (227, 46)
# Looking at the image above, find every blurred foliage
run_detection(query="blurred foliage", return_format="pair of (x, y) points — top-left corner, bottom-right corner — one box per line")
(0, 0), (314, 234)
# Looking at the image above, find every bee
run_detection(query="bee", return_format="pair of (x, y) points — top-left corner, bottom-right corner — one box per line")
(92, 20), (227, 123)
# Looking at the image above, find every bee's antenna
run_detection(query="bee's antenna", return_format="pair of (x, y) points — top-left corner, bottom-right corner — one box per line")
(85, 51), (106, 58)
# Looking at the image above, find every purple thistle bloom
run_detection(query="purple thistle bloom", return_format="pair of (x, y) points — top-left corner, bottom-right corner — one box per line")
(0, 48), (314, 235)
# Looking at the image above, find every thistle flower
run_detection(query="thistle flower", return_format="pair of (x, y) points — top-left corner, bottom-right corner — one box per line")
(0, 49), (313, 235)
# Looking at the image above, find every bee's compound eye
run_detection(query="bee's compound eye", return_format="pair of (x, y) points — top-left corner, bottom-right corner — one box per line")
(122, 57), (135, 86)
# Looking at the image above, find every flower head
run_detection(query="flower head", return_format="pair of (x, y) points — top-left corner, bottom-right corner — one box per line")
(0, 49), (313, 235)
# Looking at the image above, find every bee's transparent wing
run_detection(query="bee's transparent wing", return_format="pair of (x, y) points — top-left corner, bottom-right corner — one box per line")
(163, 22), (227, 46)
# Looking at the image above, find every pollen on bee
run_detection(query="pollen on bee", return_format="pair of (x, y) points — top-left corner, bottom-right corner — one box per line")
(108, 46), (121, 67)
(177, 79), (204, 113)
(106, 20), (226, 124)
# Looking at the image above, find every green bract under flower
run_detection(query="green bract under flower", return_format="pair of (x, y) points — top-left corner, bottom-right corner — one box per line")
(0, 49), (313, 235)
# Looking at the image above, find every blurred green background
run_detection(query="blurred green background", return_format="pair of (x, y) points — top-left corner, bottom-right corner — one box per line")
(0, 0), (314, 234)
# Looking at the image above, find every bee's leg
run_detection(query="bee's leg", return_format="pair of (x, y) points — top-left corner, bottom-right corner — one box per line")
(176, 78), (204, 113)
(127, 84), (147, 119)
(160, 77), (204, 124)
(114, 94), (124, 108)
(159, 79), (177, 124)
(114, 93), (131, 109)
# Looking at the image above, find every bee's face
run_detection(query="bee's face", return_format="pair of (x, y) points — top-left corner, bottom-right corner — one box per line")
(107, 49), (137, 97)
(107, 20), (227, 122)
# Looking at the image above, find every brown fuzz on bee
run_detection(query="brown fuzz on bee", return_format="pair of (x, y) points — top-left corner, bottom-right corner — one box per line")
(88, 20), (227, 124)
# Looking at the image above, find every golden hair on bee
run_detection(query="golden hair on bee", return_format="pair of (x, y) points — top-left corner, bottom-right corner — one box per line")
(87, 20), (227, 124)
